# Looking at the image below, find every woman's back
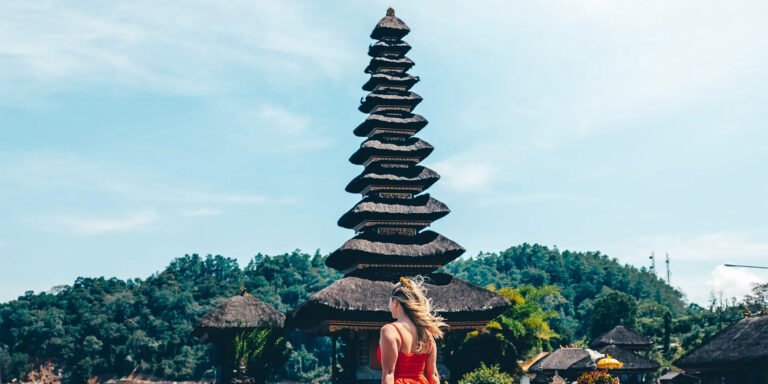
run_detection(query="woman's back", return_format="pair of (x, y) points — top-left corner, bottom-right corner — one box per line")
(377, 322), (432, 383)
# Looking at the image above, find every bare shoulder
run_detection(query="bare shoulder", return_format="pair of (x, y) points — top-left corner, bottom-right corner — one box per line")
(380, 323), (399, 340)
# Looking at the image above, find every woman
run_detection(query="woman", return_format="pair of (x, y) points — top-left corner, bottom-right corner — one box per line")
(378, 276), (447, 384)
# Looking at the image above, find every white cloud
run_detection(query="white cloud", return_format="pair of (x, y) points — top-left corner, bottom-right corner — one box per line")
(611, 229), (768, 263)
(105, 182), (270, 205)
(253, 104), (309, 135)
(0, 1), (355, 100)
(0, 152), (278, 206)
(180, 208), (222, 217)
(223, 102), (334, 153)
(601, 228), (768, 304)
(406, 0), (768, 151)
(432, 158), (497, 193)
(707, 265), (766, 303)
(33, 209), (158, 235)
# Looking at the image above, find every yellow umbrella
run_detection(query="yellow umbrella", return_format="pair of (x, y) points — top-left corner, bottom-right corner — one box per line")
(596, 354), (624, 370)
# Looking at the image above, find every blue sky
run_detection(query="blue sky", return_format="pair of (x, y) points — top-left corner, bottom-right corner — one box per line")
(2, 0), (767, 305)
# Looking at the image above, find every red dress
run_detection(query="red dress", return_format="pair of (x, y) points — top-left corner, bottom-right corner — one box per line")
(376, 323), (431, 384)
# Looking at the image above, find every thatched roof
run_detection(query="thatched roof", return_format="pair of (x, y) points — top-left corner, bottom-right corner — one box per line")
(349, 137), (433, 165)
(589, 325), (653, 349)
(371, 8), (410, 40)
(368, 40), (411, 57)
(359, 90), (422, 113)
(192, 294), (285, 339)
(658, 371), (700, 384)
(596, 345), (659, 371)
(337, 194), (449, 229)
(362, 72), (419, 92)
(675, 315), (768, 369)
(354, 112), (427, 137)
(528, 348), (596, 372)
(345, 165), (439, 194)
(290, 273), (509, 329)
(365, 56), (415, 74)
(325, 230), (464, 272)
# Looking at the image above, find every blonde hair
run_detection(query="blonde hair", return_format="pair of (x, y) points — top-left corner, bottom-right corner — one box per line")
(391, 275), (448, 352)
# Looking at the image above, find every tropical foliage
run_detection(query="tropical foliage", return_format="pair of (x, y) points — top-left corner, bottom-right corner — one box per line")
(444, 285), (562, 379)
(0, 244), (761, 382)
(457, 363), (514, 384)
(233, 329), (288, 383)
(577, 370), (619, 384)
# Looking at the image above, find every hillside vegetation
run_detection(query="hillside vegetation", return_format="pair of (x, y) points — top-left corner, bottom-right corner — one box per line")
(1, 245), (757, 383)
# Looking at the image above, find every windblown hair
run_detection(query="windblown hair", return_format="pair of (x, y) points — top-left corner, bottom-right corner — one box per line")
(391, 275), (448, 352)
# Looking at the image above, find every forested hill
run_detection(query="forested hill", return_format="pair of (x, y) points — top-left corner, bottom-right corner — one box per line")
(443, 243), (688, 341)
(0, 245), (693, 382)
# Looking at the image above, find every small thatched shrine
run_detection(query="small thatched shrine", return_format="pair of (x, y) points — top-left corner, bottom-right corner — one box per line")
(289, 8), (510, 383)
(589, 325), (659, 383)
(528, 326), (659, 384)
(527, 348), (599, 383)
(589, 325), (653, 351)
(193, 290), (285, 384)
(674, 314), (768, 384)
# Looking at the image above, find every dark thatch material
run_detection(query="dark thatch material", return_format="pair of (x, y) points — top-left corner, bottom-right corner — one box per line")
(362, 72), (420, 92)
(192, 294), (285, 339)
(354, 112), (427, 137)
(675, 315), (768, 369)
(368, 40), (411, 57)
(596, 345), (659, 371)
(289, 273), (509, 329)
(658, 371), (701, 384)
(359, 90), (422, 113)
(349, 137), (433, 165)
(371, 8), (410, 40)
(345, 165), (440, 194)
(337, 194), (449, 229)
(589, 325), (653, 349)
(365, 56), (415, 74)
(528, 348), (596, 372)
(325, 230), (464, 272)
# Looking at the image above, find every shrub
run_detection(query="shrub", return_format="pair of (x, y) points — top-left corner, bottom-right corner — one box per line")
(458, 363), (514, 384)
(577, 370), (619, 384)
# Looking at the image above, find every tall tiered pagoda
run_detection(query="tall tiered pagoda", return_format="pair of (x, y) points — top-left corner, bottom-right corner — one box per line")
(291, 8), (509, 383)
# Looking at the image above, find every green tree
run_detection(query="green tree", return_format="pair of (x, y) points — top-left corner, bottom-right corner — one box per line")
(234, 329), (289, 384)
(447, 285), (563, 380)
(591, 291), (638, 337)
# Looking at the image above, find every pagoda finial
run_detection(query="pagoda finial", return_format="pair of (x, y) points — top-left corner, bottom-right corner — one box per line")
(386, 7), (395, 17)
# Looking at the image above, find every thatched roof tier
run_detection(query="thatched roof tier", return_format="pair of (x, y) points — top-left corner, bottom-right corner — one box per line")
(349, 137), (433, 165)
(359, 90), (422, 113)
(371, 8), (410, 40)
(589, 325), (653, 350)
(192, 294), (285, 340)
(345, 165), (439, 194)
(325, 230), (464, 273)
(368, 40), (411, 57)
(337, 194), (449, 229)
(365, 56), (415, 74)
(354, 112), (427, 137)
(362, 72), (420, 92)
(527, 348), (597, 373)
(289, 273), (509, 333)
(596, 345), (659, 372)
(675, 315), (768, 369)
